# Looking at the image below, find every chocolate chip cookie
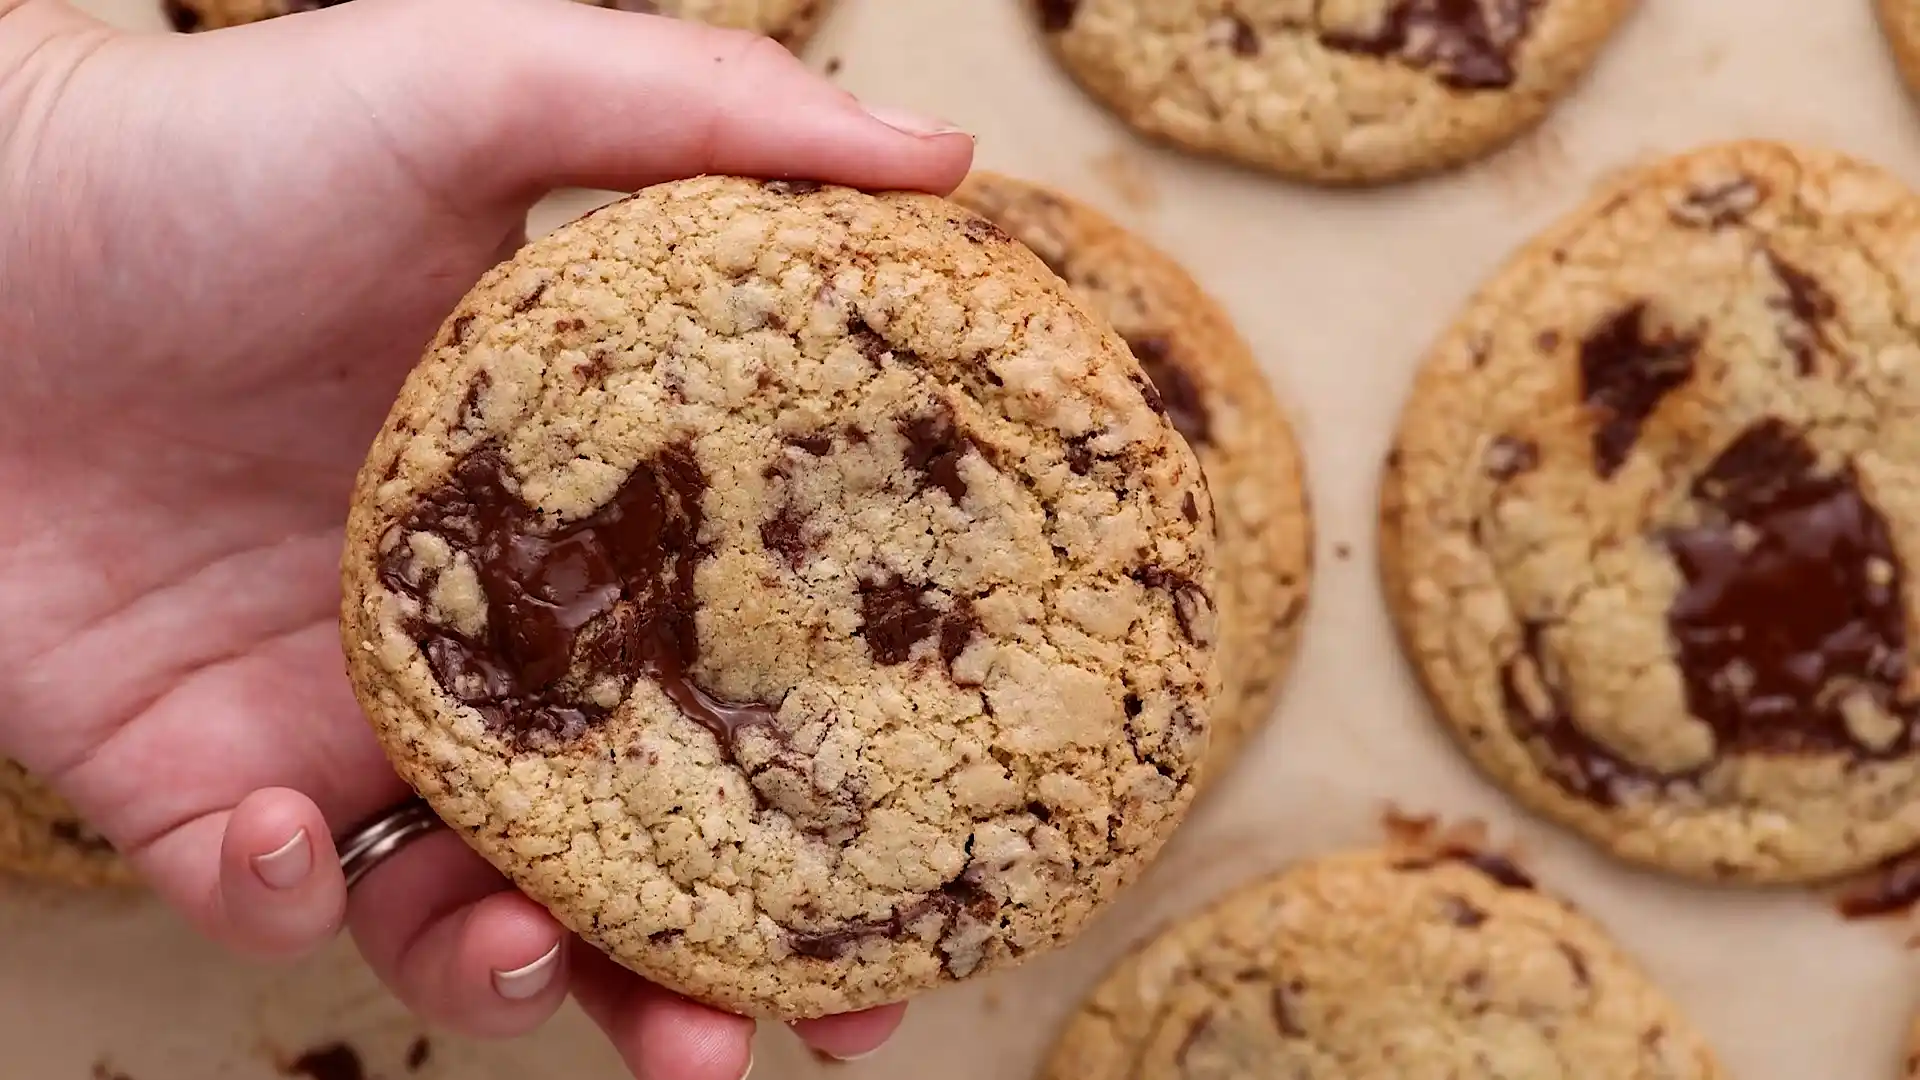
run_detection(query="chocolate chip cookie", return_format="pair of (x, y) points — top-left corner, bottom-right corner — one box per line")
(949, 173), (1311, 787)
(1043, 846), (1727, 1080)
(1031, 0), (1640, 184)
(1, 761), (138, 889)
(164, 0), (833, 47)
(1382, 139), (1920, 883)
(339, 176), (1218, 1020)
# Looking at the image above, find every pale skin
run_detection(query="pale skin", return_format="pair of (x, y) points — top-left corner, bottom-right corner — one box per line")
(0, 0), (975, 1075)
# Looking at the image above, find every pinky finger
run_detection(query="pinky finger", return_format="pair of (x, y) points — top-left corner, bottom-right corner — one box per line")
(215, 787), (347, 959)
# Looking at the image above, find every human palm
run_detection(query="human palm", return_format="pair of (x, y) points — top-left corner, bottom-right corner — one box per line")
(0, 0), (970, 1074)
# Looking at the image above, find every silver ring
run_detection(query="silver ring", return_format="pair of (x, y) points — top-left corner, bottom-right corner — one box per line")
(338, 798), (445, 890)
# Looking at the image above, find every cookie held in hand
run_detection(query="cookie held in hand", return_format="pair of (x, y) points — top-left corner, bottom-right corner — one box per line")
(339, 176), (1218, 1020)
(950, 172), (1311, 790)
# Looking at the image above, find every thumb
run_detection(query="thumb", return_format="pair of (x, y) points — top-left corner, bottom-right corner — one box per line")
(303, 0), (977, 204)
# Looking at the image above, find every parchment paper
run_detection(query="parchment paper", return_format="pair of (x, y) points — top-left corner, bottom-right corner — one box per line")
(12, 1), (1920, 1077)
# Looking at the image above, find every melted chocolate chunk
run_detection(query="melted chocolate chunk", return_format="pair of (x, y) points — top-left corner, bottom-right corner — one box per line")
(900, 408), (982, 502)
(1036, 0), (1078, 32)
(939, 603), (979, 669)
(963, 216), (1012, 244)
(1127, 336), (1211, 448)
(1664, 419), (1916, 758)
(761, 507), (811, 570)
(1670, 177), (1763, 230)
(848, 316), (891, 368)
(284, 1044), (363, 1080)
(1764, 252), (1836, 375)
(457, 370), (492, 427)
(859, 578), (944, 665)
(1174, 1014), (1212, 1066)
(1133, 566), (1208, 642)
(1500, 620), (1664, 806)
(1321, 0), (1541, 90)
(1394, 847), (1537, 890)
(380, 443), (779, 756)
(1271, 982), (1308, 1037)
(512, 281), (550, 314)
(858, 577), (976, 669)
(1579, 302), (1699, 479)
(162, 0), (201, 30)
(789, 873), (996, 959)
(764, 179), (822, 195)
(1442, 894), (1489, 928)
(49, 819), (116, 856)
(1837, 847), (1920, 919)
(1183, 492), (1201, 523)
(789, 432), (833, 456)
(1065, 437), (1096, 475)
(1557, 942), (1592, 989)
(1227, 15), (1260, 55)
(1484, 435), (1539, 481)
(1443, 847), (1536, 890)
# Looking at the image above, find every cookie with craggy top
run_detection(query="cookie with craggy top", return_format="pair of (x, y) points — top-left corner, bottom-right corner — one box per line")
(339, 176), (1219, 1020)
(950, 173), (1310, 787)
(1031, 0), (1639, 184)
(1043, 846), (1727, 1080)
(1, 761), (139, 889)
(1381, 139), (1920, 883)
(163, 0), (833, 47)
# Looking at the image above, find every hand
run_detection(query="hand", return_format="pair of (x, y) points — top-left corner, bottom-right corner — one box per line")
(0, 0), (972, 1073)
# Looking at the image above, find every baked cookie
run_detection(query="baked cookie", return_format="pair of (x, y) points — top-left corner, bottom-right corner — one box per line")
(949, 173), (1311, 786)
(1879, 0), (1920, 100)
(1031, 0), (1639, 184)
(1381, 139), (1920, 883)
(339, 176), (1218, 1020)
(163, 0), (833, 48)
(1043, 846), (1726, 1080)
(0, 760), (139, 889)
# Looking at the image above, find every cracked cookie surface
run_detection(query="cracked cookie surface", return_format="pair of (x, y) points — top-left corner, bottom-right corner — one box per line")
(163, 0), (832, 46)
(1043, 846), (1725, 1080)
(339, 176), (1217, 1020)
(1031, 0), (1639, 184)
(950, 172), (1310, 789)
(0, 761), (138, 889)
(1381, 140), (1920, 883)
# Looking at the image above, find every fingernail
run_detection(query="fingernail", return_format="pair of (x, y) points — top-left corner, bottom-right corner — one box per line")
(737, 1054), (754, 1080)
(822, 1049), (880, 1063)
(492, 942), (562, 1001)
(863, 103), (970, 139)
(250, 829), (313, 891)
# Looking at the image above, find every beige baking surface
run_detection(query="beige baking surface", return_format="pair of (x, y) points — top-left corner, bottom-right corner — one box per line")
(15, 0), (1920, 1077)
